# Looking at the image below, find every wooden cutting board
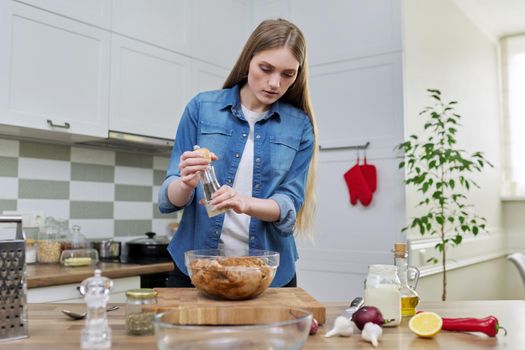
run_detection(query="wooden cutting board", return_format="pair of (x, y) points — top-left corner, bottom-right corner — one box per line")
(153, 287), (326, 324)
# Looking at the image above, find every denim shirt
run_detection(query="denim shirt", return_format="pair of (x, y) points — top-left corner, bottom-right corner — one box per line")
(158, 85), (314, 287)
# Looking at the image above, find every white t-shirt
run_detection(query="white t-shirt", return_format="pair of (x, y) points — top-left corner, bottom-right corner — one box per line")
(219, 105), (268, 251)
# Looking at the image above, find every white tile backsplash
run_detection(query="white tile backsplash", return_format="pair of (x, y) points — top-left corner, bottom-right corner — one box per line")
(17, 199), (70, 219)
(114, 201), (152, 220)
(18, 158), (70, 181)
(0, 177), (18, 198)
(115, 166), (153, 185)
(70, 181), (115, 201)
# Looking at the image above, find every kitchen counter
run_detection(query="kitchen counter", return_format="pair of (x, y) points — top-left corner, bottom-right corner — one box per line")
(8, 300), (525, 349)
(27, 261), (174, 288)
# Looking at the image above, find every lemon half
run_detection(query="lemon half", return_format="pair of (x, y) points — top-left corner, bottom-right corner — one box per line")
(408, 312), (443, 338)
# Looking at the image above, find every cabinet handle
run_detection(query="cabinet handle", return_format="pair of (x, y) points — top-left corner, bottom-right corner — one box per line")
(47, 119), (71, 129)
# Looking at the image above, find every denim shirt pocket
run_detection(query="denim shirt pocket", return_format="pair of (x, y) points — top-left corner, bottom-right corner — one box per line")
(199, 121), (233, 158)
(269, 135), (301, 176)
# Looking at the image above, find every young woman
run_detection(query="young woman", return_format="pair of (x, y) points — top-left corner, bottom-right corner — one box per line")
(158, 18), (318, 288)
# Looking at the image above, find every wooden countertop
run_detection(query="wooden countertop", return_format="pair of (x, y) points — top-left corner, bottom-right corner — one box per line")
(27, 261), (174, 288)
(7, 300), (525, 349)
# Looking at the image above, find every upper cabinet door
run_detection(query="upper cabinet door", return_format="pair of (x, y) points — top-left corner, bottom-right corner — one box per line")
(0, 1), (110, 139)
(110, 34), (190, 140)
(290, 0), (402, 65)
(112, 0), (191, 55)
(190, 0), (252, 68)
(16, 0), (111, 29)
(189, 60), (229, 98)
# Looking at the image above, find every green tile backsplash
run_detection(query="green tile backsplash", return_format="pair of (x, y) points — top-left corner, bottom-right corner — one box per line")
(0, 137), (175, 240)
(71, 163), (115, 183)
(19, 141), (70, 161)
(18, 179), (69, 199)
(0, 156), (17, 177)
(116, 152), (153, 168)
(70, 201), (114, 219)
(115, 184), (152, 202)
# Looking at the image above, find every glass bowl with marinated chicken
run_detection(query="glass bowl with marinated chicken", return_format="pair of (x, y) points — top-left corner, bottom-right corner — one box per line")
(185, 249), (279, 300)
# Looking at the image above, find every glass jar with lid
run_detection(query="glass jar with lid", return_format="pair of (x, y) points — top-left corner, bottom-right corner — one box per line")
(37, 217), (62, 263)
(364, 264), (402, 327)
(125, 288), (158, 335)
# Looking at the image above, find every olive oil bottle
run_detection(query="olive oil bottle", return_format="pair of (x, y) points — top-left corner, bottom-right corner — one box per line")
(393, 243), (420, 317)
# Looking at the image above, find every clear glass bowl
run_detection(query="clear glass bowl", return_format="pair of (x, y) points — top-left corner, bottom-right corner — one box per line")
(184, 249), (279, 300)
(153, 305), (312, 350)
(59, 248), (99, 266)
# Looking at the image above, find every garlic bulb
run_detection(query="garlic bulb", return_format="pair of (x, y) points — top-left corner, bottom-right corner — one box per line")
(324, 316), (354, 337)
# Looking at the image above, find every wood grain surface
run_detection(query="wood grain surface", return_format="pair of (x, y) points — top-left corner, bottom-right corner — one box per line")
(6, 300), (524, 349)
(27, 261), (174, 288)
(154, 287), (327, 324)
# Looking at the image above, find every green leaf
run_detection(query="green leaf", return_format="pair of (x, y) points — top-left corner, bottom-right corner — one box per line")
(436, 215), (445, 225)
(452, 235), (463, 245)
(399, 161), (405, 169)
(472, 226), (479, 235)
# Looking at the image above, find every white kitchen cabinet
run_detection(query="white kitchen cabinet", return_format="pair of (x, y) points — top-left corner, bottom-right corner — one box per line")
(112, 0), (191, 55)
(109, 34), (190, 140)
(190, 0), (252, 68)
(27, 276), (140, 303)
(16, 0), (111, 29)
(189, 60), (229, 97)
(0, 1), (110, 140)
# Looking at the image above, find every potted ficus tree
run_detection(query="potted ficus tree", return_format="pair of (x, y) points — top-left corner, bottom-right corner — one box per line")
(397, 89), (493, 301)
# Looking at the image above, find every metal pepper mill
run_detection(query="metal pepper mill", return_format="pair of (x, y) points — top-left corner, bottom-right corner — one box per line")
(80, 269), (113, 349)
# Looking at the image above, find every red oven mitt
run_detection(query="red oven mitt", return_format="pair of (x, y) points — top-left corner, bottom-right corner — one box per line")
(360, 157), (377, 193)
(344, 160), (373, 206)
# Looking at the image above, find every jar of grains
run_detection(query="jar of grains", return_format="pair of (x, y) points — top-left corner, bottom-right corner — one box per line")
(125, 288), (158, 335)
(37, 217), (62, 263)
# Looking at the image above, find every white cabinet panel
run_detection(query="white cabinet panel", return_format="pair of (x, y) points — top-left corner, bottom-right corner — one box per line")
(189, 61), (229, 97)
(16, 0), (111, 29)
(310, 53), (404, 153)
(110, 34), (190, 140)
(290, 0), (401, 65)
(28, 276), (140, 303)
(0, 1), (110, 139)
(112, 0), (190, 54)
(190, 0), (252, 68)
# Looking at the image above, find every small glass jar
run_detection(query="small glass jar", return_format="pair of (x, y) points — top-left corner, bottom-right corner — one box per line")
(125, 288), (158, 335)
(37, 217), (62, 263)
(364, 264), (402, 327)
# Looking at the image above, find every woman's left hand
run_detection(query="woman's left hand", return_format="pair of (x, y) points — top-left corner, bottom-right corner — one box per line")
(206, 185), (248, 214)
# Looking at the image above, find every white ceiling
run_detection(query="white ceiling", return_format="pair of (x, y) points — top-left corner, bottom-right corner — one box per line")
(453, 0), (525, 40)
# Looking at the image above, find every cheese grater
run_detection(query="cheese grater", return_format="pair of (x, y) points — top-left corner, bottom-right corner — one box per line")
(0, 216), (28, 342)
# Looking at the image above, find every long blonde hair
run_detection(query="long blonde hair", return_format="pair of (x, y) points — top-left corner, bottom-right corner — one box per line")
(224, 18), (318, 238)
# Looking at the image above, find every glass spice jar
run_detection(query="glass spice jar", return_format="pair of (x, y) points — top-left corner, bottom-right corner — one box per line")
(125, 288), (158, 335)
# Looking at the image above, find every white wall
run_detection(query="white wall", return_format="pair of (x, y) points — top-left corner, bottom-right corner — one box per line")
(403, 0), (511, 300)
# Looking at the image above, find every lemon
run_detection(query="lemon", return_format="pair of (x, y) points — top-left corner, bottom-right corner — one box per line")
(408, 312), (443, 338)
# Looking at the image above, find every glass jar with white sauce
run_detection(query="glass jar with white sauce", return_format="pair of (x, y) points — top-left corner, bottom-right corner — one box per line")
(364, 264), (402, 327)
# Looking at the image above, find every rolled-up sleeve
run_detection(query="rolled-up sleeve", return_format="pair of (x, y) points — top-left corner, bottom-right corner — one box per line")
(268, 119), (315, 236)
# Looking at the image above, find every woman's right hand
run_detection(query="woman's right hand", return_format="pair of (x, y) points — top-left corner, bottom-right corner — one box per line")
(178, 150), (217, 189)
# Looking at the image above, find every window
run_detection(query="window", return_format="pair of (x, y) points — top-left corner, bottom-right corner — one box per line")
(502, 35), (525, 196)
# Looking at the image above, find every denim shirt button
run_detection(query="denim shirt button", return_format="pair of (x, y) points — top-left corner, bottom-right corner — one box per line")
(255, 157), (261, 163)
(250, 236), (255, 241)
(227, 179), (232, 184)
(242, 133), (247, 137)
(255, 184), (260, 189)
(235, 153), (240, 158)
(255, 134), (261, 139)
(215, 230), (219, 235)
